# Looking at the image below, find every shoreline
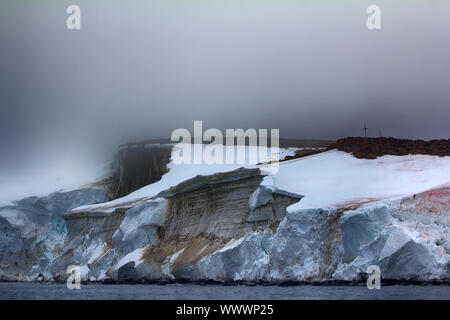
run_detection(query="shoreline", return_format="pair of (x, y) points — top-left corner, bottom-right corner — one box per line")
(1, 279), (448, 286)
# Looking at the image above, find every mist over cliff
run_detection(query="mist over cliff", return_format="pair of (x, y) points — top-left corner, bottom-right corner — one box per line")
(1, 1), (450, 167)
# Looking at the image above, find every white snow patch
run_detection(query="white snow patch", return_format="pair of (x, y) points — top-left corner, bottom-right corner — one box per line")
(115, 246), (147, 270)
(161, 248), (185, 279)
(218, 238), (245, 253)
(269, 150), (450, 210)
(73, 144), (288, 212)
(73, 147), (450, 213)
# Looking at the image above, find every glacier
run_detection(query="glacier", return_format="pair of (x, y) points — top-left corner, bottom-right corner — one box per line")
(0, 147), (449, 284)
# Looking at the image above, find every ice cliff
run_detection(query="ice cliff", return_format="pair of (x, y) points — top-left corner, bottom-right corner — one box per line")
(0, 147), (449, 284)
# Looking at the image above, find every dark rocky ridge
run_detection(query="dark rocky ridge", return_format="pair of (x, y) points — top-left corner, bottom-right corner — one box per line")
(121, 138), (334, 149)
(158, 168), (300, 241)
(113, 144), (173, 198)
(329, 137), (450, 159)
(138, 168), (302, 280)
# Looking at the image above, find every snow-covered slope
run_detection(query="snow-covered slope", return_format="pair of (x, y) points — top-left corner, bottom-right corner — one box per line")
(73, 147), (450, 214)
(71, 145), (298, 213)
(267, 150), (450, 210)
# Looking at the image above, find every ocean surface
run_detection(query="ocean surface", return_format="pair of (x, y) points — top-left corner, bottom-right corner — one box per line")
(0, 283), (449, 300)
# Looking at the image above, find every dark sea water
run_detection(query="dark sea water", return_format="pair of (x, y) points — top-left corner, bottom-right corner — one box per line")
(0, 283), (449, 300)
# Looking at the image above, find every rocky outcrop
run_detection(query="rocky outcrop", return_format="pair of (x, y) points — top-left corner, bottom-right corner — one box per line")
(157, 168), (300, 241)
(113, 144), (173, 198)
(330, 137), (450, 159)
(110, 168), (302, 282)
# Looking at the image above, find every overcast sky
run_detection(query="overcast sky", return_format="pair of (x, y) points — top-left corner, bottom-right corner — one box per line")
(1, 0), (449, 171)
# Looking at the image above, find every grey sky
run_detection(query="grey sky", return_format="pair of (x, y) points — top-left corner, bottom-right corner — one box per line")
(1, 0), (449, 169)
